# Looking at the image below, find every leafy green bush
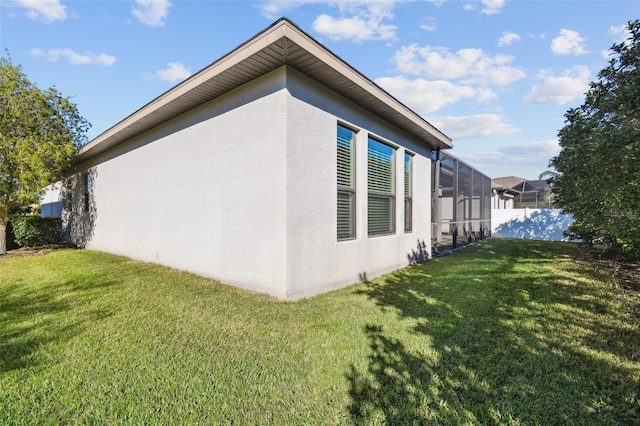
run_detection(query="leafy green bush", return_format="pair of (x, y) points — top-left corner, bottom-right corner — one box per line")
(11, 216), (62, 247)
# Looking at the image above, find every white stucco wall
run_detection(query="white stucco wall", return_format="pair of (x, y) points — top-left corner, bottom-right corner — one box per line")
(71, 68), (290, 298)
(68, 66), (436, 300)
(283, 69), (433, 299)
(492, 193), (514, 209)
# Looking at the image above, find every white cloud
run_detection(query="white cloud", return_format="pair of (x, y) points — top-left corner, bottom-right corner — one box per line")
(313, 14), (396, 42)
(524, 66), (591, 105)
(601, 24), (631, 58)
(495, 139), (561, 175)
(132, 0), (172, 27)
(312, 2), (398, 42)
(257, 0), (322, 19)
(376, 76), (497, 114)
(31, 48), (116, 66)
(463, 0), (506, 14)
(420, 16), (437, 32)
(430, 114), (520, 139)
(609, 24), (627, 40)
(551, 29), (588, 55)
(498, 31), (520, 47)
(480, 0), (506, 15)
(608, 23), (633, 48)
(499, 139), (560, 157)
(261, 1), (402, 42)
(17, 0), (67, 23)
(392, 44), (526, 86)
(475, 87), (498, 103)
(452, 139), (559, 179)
(154, 62), (191, 82)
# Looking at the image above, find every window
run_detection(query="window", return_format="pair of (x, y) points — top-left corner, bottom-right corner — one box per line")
(84, 173), (90, 212)
(368, 138), (395, 236)
(65, 180), (73, 212)
(337, 125), (356, 240)
(404, 152), (413, 232)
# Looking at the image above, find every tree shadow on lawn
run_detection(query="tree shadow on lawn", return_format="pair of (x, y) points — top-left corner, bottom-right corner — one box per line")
(347, 239), (640, 424)
(0, 272), (117, 373)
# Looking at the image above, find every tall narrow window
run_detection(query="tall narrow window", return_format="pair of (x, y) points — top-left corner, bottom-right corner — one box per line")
(404, 152), (413, 232)
(66, 180), (73, 212)
(337, 125), (356, 240)
(84, 173), (91, 212)
(368, 138), (395, 236)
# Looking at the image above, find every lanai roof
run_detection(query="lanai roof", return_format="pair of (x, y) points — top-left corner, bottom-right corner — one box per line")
(492, 176), (526, 190)
(74, 18), (452, 165)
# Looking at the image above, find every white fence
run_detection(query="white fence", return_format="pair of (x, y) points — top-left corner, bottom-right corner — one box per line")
(492, 208), (575, 242)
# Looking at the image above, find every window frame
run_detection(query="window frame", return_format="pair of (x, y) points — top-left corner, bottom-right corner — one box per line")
(367, 136), (396, 237)
(84, 173), (90, 213)
(337, 124), (356, 241)
(404, 152), (413, 233)
(66, 180), (73, 212)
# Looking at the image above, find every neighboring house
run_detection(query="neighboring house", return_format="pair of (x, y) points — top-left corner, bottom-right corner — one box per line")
(492, 176), (521, 209)
(40, 182), (63, 218)
(492, 176), (552, 209)
(62, 18), (489, 300)
(513, 179), (553, 208)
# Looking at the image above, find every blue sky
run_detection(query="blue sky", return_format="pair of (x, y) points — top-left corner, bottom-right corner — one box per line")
(1, 0), (637, 179)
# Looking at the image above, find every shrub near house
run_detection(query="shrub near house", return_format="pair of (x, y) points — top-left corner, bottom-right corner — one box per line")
(10, 216), (62, 248)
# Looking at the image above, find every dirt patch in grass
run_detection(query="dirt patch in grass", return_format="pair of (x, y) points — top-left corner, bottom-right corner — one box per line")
(0, 243), (78, 259)
(590, 250), (640, 328)
(591, 252), (640, 295)
(614, 260), (640, 294)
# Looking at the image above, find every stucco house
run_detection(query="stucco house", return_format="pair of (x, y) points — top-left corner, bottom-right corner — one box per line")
(59, 18), (486, 300)
(492, 176), (553, 209)
(491, 176), (521, 209)
(40, 182), (63, 218)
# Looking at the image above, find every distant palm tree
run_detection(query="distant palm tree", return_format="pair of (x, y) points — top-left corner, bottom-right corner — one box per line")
(538, 169), (560, 181)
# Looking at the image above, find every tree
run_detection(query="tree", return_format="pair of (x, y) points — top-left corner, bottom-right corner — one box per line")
(0, 54), (90, 254)
(550, 20), (640, 257)
(538, 170), (559, 181)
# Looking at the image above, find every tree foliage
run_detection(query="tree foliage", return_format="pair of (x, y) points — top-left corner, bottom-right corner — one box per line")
(0, 53), (90, 253)
(550, 20), (640, 257)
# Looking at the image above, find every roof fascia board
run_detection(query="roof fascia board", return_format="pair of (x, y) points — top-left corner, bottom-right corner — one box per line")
(77, 18), (452, 163)
(77, 21), (289, 159)
(281, 22), (451, 148)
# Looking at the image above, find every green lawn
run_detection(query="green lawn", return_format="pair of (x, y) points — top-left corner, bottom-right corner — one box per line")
(1, 239), (638, 425)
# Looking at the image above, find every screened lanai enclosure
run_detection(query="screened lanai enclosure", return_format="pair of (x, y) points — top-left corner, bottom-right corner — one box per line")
(431, 151), (492, 254)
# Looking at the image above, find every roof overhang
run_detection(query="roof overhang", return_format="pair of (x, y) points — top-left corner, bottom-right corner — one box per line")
(74, 18), (452, 165)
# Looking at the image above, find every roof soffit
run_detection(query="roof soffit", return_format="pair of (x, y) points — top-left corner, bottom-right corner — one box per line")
(75, 19), (451, 164)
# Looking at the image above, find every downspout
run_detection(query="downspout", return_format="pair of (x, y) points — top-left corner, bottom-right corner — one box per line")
(433, 149), (441, 248)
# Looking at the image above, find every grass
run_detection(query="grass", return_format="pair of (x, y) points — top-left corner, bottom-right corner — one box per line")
(0, 239), (638, 425)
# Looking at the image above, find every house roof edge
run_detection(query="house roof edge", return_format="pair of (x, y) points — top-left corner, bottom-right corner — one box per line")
(74, 18), (451, 165)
